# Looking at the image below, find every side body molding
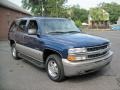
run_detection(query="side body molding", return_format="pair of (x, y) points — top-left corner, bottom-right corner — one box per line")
(16, 43), (43, 62)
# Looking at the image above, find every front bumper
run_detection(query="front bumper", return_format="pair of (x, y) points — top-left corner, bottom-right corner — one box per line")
(62, 51), (113, 76)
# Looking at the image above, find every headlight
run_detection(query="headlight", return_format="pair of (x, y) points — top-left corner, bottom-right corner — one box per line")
(68, 48), (87, 61)
(68, 48), (86, 54)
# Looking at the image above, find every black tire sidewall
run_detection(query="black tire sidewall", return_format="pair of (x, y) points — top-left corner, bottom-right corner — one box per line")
(46, 54), (64, 82)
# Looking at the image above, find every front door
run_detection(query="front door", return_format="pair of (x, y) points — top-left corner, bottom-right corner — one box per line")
(23, 20), (44, 62)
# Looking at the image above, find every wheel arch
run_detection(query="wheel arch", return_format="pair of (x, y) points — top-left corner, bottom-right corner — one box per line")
(10, 40), (15, 47)
(43, 49), (63, 64)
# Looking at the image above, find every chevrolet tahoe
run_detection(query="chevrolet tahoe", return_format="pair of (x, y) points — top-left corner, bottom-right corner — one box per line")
(8, 17), (113, 81)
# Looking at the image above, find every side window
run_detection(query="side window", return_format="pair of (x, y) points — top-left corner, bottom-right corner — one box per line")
(28, 20), (38, 30)
(27, 20), (38, 33)
(18, 20), (27, 32)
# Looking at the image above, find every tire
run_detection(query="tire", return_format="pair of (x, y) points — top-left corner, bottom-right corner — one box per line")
(46, 54), (65, 82)
(11, 44), (20, 60)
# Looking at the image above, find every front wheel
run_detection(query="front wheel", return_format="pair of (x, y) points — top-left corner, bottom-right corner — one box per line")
(46, 54), (65, 82)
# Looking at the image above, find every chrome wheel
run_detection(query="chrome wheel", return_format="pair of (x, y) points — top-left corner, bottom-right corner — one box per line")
(11, 44), (20, 60)
(12, 47), (16, 57)
(48, 60), (58, 78)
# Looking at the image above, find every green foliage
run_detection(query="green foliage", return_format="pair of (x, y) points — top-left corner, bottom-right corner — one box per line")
(22, 0), (67, 16)
(22, 0), (120, 24)
(89, 8), (109, 21)
(74, 19), (82, 27)
(70, 6), (88, 22)
(100, 2), (120, 24)
(22, 1), (88, 23)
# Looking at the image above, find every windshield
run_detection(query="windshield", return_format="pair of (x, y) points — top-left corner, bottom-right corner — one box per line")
(39, 19), (80, 34)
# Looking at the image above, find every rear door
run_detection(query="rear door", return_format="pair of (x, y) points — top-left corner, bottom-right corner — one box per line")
(15, 19), (28, 53)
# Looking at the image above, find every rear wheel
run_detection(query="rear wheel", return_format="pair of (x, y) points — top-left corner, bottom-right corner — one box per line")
(46, 54), (65, 82)
(11, 44), (20, 60)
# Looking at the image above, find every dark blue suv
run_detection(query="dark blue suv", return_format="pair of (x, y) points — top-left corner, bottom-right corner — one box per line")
(8, 17), (113, 81)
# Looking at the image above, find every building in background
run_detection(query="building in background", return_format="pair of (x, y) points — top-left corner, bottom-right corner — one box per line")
(88, 8), (109, 29)
(0, 0), (31, 40)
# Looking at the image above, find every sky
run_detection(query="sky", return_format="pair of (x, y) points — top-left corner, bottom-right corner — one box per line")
(8, 0), (120, 10)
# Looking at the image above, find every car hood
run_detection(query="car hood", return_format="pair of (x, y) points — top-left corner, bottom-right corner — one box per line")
(44, 33), (109, 48)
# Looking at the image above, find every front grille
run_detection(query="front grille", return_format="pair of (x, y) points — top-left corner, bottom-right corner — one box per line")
(74, 44), (110, 61)
(86, 44), (109, 59)
(87, 51), (108, 59)
(87, 44), (108, 52)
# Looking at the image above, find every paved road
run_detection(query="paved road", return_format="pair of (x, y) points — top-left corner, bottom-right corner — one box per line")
(0, 31), (120, 90)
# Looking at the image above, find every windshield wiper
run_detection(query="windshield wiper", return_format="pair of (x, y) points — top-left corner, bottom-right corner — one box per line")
(48, 31), (66, 34)
(66, 31), (80, 33)
(48, 31), (80, 34)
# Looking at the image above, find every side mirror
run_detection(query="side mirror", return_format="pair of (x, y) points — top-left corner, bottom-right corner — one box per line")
(28, 29), (37, 35)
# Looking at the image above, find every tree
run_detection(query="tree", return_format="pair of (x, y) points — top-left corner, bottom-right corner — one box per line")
(64, 5), (88, 27)
(22, 0), (67, 16)
(69, 6), (88, 22)
(74, 19), (82, 27)
(89, 8), (109, 21)
(100, 2), (120, 24)
(68, 6), (88, 27)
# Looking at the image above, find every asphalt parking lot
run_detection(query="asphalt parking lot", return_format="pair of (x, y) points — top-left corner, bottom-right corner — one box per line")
(0, 31), (120, 90)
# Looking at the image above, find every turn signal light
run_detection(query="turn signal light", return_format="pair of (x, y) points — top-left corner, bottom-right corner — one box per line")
(67, 55), (76, 61)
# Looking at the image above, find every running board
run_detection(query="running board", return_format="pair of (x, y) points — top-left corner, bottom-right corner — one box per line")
(19, 53), (45, 68)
